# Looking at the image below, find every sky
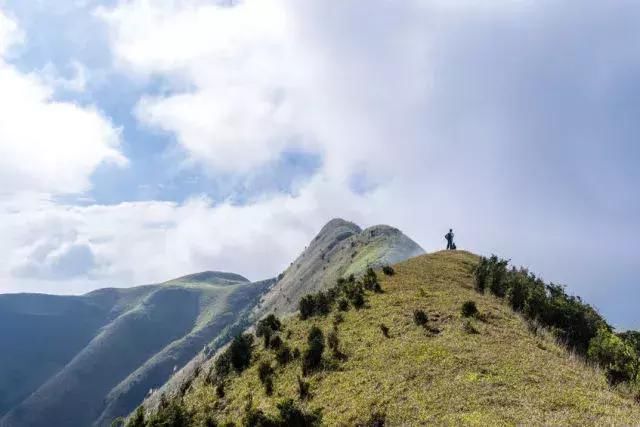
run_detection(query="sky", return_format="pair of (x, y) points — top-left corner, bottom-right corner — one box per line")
(0, 0), (638, 330)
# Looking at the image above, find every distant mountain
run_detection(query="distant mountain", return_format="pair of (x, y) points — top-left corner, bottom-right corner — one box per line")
(0, 218), (423, 427)
(137, 252), (640, 425)
(0, 272), (271, 427)
(137, 218), (424, 417)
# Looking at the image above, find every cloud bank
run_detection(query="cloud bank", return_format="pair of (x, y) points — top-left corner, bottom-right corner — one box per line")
(1, 1), (638, 329)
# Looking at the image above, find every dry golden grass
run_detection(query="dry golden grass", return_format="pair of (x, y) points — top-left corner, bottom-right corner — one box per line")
(183, 251), (640, 426)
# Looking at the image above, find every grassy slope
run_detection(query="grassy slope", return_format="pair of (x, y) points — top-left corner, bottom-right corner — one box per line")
(0, 273), (269, 427)
(182, 251), (640, 425)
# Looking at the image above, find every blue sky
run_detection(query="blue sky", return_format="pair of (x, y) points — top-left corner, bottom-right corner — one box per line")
(0, 0), (638, 330)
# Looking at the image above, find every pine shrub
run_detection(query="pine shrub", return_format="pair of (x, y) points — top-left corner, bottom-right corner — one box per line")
(382, 265), (395, 276)
(413, 309), (428, 327)
(303, 326), (325, 375)
(461, 300), (478, 318)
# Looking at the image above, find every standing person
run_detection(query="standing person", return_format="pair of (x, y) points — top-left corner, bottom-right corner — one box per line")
(445, 229), (455, 250)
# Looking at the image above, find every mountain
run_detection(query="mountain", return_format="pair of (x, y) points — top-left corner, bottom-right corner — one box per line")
(0, 218), (423, 427)
(136, 218), (424, 416)
(136, 251), (640, 425)
(0, 272), (271, 427)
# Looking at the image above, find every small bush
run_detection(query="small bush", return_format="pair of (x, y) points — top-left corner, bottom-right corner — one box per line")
(333, 313), (344, 327)
(299, 295), (316, 320)
(299, 292), (331, 320)
(126, 407), (145, 427)
(275, 345), (292, 366)
(413, 309), (428, 327)
(258, 361), (274, 384)
(277, 399), (322, 426)
(588, 328), (639, 385)
(351, 289), (366, 309)
(215, 382), (225, 398)
(269, 335), (283, 350)
(297, 376), (310, 400)
(327, 329), (340, 358)
(229, 334), (254, 373)
(473, 257), (490, 293)
(256, 315), (282, 348)
(264, 376), (274, 396)
(382, 265), (395, 276)
(461, 300), (478, 318)
(379, 324), (390, 338)
(293, 348), (301, 359)
(147, 398), (191, 427)
(214, 352), (232, 380)
(337, 298), (349, 311)
(303, 326), (325, 375)
(362, 268), (379, 291)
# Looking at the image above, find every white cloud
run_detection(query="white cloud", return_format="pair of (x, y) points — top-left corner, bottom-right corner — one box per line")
(0, 8), (125, 195)
(92, 0), (640, 329)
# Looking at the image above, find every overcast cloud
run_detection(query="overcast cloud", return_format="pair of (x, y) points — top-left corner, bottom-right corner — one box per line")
(0, 0), (638, 329)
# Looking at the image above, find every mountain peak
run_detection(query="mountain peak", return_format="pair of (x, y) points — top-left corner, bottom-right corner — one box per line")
(163, 271), (249, 285)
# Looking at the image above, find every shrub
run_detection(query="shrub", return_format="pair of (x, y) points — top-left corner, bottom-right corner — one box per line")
(258, 361), (274, 384)
(147, 399), (191, 427)
(473, 257), (490, 293)
(242, 405), (274, 427)
(461, 300), (478, 318)
(327, 329), (340, 358)
(379, 323), (390, 338)
(337, 298), (349, 311)
(126, 407), (145, 427)
(382, 265), (395, 276)
(293, 348), (301, 359)
(269, 335), (283, 350)
(506, 269), (530, 312)
(299, 292), (331, 320)
(264, 377), (274, 396)
(303, 326), (325, 375)
(299, 295), (316, 320)
(413, 309), (428, 327)
(215, 382), (225, 398)
(362, 268), (379, 291)
(214, 352), (232, 380)
(488, 256), (509, 297)
(588, 328), (639, 385)
(351, 288), (366, 309)
(297, 376), (310, 400)
(277, 399), (322, 426)
(256, 315), (282, 348)
(276, 345), (292, 366)
(229, 334), (254, 373)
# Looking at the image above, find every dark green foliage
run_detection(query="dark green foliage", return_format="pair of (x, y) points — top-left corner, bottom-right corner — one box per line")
(588, 328), (639, 385)
(256, 315), (282, 348)
(229, 334), (254, 373)
(327, 329), (340, 357)
(297, 376), (310, 400)
(461, 300), (478, 318)
(337, 298), (349, 311)
(264, 377), (274, 396)
(382, 265), (395, 276)
(413, 309), (428, 327)
(201, 416), (219, 427)
(298, 292), (331, 320)
(111, 417), (125, 427)
(258, 362), (274, 385)
(356, 411), (386, 427)
(362, 268), (380, 292)
(269, 335), (283, 350)
(214, 352), (232, 380)
(215, 382), (225, 398)
(488, 256), (509, 297)
(242, 405), (277, 427)
(126, 407), (146, 427)
(379, 323), (390, 338)
(147, 398), (191, 427)
(473, 257), (491, 293)
(276, 399), (322, 426)
(619, 330), (640, 355)
(472, 255), (640, 389)
(293, 348), (301, 359)
(275, 345), (292, 366)
(350, 285), (366, 309)
(333, 313), (344, 326)
(302, 326), (325, 375)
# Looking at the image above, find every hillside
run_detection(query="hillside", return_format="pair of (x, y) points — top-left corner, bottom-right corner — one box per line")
(137, 219), (424, 416)
(0, 272), (271, 427)
(140, 251), (640, 426)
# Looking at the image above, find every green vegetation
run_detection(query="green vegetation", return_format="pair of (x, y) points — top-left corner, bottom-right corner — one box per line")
(474, 255), (640, 390)
(461, 300), (479, 318)
(147, 252), (640, 425)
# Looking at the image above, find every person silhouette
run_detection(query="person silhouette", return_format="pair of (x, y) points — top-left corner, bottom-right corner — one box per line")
(445, 229), (455, 250)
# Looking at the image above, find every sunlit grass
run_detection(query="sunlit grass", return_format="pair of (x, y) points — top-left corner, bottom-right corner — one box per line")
(183, 251), (640, 425)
